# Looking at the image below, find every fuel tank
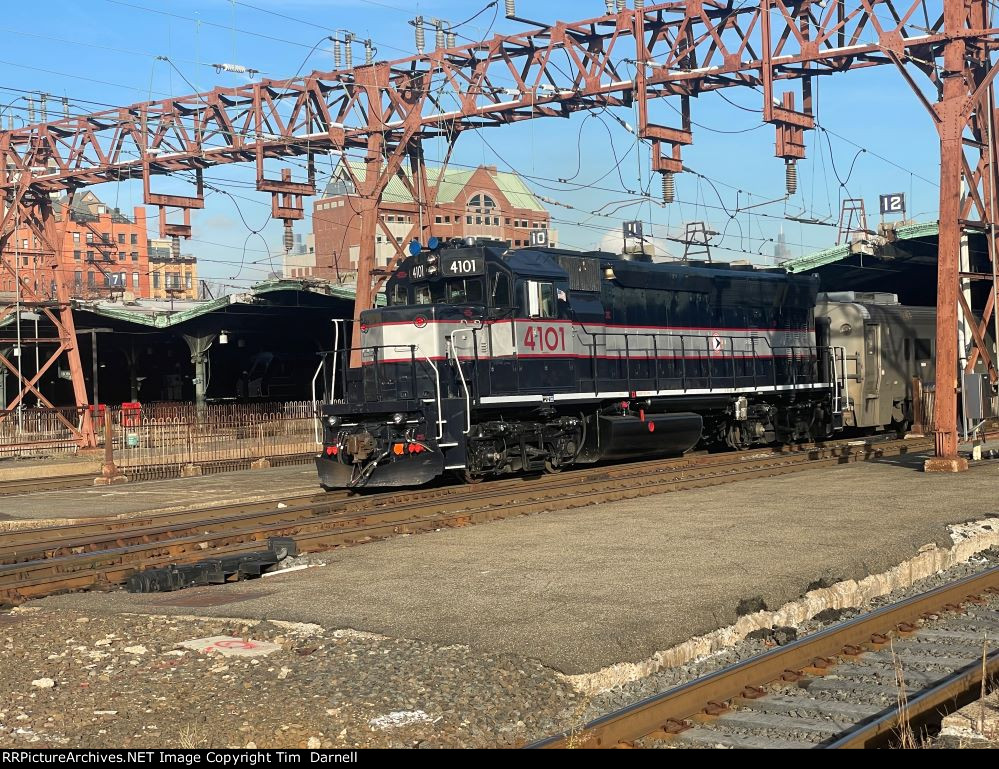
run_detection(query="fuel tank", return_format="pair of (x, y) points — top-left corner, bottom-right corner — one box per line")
(579, 413), (702, 462)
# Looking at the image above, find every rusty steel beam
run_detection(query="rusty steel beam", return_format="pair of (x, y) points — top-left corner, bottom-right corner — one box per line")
(0, 1), (997, 457)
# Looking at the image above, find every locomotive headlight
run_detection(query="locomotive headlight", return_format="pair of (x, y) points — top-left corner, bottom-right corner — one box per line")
(391, 412), (406, 425)
(327, 416), (341, 428)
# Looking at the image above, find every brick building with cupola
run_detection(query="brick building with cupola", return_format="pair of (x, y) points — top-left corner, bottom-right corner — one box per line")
(298, 164), (554, 282)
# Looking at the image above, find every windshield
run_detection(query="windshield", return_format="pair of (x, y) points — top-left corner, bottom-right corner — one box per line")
(412, 278), (485, 305)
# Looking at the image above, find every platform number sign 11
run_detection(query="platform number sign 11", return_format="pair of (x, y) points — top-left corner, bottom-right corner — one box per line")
(879, 193), (906, 218)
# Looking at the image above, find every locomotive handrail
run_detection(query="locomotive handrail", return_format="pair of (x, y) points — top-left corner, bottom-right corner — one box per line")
(328, 342), (445, 440)
(448, 324), (479, 435)
(568, 324), (821, 395)
(310, 357), (325, 447)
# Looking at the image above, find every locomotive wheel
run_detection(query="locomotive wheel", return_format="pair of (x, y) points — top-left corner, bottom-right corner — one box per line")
(455, 469), (483, 484)
(543, 459), (562, 474)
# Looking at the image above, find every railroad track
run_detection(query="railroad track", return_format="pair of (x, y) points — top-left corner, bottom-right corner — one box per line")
(530, 567), (999, 749)
(0, 436), (930, 605)
(0, 473), (98, 496)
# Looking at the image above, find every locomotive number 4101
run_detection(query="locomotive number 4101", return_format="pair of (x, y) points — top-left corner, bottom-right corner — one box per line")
(522, 324), (568, 353)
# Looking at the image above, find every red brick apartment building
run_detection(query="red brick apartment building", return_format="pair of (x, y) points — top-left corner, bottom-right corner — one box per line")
(3, 191), (151, 300)
(299, 164), (553, 280)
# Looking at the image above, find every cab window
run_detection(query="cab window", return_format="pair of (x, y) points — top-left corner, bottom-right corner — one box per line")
(490, 268), (511, 307)
(444, 278), (483, 304)
(413, 283), (431, 304)
(387, 283), (408, 306)
(526, 280), (557, 318)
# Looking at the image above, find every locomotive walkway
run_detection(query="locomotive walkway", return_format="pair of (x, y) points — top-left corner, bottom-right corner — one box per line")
(36, 448), (999, 675)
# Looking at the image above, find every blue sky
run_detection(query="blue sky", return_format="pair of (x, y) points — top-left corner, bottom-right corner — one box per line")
(0, 1), (944, 288)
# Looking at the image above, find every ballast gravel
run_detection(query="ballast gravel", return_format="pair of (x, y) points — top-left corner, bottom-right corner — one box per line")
(0, 609), (579, 748)
(3, 549), (999, 748)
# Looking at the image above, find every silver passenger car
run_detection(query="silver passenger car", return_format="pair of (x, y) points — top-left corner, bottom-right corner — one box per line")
(817, 292), (935, 432)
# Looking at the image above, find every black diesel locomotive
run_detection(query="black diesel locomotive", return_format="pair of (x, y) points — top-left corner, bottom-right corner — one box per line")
(315, 240), (837, 489)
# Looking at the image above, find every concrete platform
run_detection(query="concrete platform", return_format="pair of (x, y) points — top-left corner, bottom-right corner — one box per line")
(0, 463), (319, 522)
(36, 450), (999, 674)
(0, 453), (101, 482)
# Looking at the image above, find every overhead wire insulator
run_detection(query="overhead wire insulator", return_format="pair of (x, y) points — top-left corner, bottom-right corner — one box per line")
(435, 23), (446, 50)
(635, 0), (645, 8)
(26, 96), (34, 123)
(62, 97), (70, 119)
(446, 31), (456, 49)
(413, 16), (425, 54)
(604, 0), (615, 12)
(171, 235), (181, 260)
(333, 38), (342, 68)
(39, 93), (48, 122)
(616, 0), (626, 12)
(505, 0), (516, 18)
(364, 39), (373, 65)
(344, 34), (354, 68)
(661, 171), (675, 204)
(785, 159), (798, 196)
(283, 222), (294, 253)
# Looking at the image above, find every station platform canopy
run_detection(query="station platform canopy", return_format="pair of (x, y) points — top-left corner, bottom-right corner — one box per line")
(782, 221), (989, 307)
(1, 279), (363, 407)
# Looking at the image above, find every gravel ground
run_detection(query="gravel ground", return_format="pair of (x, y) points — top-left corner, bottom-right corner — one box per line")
(0, 608), (581, 749)
(4, 553), (999, 749)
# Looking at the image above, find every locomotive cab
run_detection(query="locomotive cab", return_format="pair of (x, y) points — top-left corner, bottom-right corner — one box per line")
(316, 240), (517, 489)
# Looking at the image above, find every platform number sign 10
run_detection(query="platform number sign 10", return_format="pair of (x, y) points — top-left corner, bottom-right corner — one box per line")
(879, 193), (906, 217)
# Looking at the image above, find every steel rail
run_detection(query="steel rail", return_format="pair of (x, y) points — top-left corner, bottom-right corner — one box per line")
(0, 437), (927, 605)
(0, 436), (924, 562)
(528, 567), (999, 749)
(0, 473), (97, 496)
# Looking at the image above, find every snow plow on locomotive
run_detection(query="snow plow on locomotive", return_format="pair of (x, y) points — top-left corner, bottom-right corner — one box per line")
(314, 240), (841, 490)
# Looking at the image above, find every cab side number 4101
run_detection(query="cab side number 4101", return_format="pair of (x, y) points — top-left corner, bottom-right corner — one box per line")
(522, 325), (567, 353)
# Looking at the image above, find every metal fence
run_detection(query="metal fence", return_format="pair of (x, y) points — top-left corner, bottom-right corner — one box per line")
(0, 407), (88, 459)
(0, 401), (322, 477)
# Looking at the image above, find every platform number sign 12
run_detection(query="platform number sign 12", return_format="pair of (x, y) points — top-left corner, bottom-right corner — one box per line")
(879, 193), (905, 217)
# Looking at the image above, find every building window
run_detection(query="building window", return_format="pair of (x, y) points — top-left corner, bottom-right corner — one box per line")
(435, 216), (443, 224)
(86, 250), (94, 261)
(131, 251), (138, 262)
(74, 270), (82, 286)
(130, 234), (138, 245)
(152, 272), (160, 289)
(86, 233), (93, 243)
(73, 250), (81, 261)
(21, 238), (28, 249)
(87, 271), (95, 287)
(466, 216), (472, 225)
(132, 272), (139, 288)
(468, 193), (497, 211)
(185, 273), (192, 290)
(118, 233), (125, 244)
(102, 233), (111, 244)
(72, 232), (80, 243)
(505, 218), (511, 225)
(492, 217), (499, 226)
